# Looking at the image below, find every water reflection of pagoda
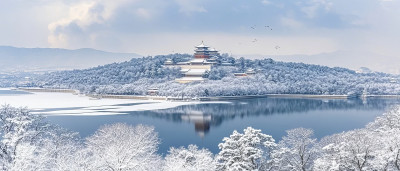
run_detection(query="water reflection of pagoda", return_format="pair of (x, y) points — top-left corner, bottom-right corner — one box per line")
(180, 111), (212, 138)
(148, 97), (400, 140)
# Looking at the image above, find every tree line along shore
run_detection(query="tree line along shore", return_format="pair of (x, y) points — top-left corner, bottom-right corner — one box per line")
(15, 87), (400, 102)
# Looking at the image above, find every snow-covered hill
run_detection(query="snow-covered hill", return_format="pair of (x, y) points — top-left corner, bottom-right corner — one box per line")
(26, 54), (400, 96)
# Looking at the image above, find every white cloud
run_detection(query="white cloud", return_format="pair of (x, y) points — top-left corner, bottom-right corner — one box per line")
(280, 16), (305, 29)
(135, 8), (152, 19)
(174, 0), (207, 15)
(261, 0), (271, 5)
(3, 0), (400, 74)
(300, 0), (333, 18)
(48, 2), (98, 32)
(47, 33), (68, 48)
(47, 0), (140, 48)
(301, 5), (319, 18)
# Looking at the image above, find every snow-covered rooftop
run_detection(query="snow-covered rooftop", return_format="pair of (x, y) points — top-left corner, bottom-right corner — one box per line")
(246, 68), (256, 74)
(208, 48), (217, 52)
(185, 69), (208, 75)
(195, 41), (209, 48)
(177, 62), (189, 65)
(180, 69), (190, 72)
(190, 58), (206, 63)
(176, 77), (205, 81)
(187, 69), (208, 72)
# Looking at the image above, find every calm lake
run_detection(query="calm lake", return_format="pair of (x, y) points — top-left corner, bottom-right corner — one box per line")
(1, 89), (399, 154)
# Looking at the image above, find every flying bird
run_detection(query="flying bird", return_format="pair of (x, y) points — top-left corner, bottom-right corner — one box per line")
(275, 46), (280, 50)
(252, 39), (258, 42)
(264, 25), (273, 31)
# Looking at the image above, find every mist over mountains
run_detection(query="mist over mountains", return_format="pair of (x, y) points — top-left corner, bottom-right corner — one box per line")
(0, 46), (141, 73)
(1, 45), (398, 75)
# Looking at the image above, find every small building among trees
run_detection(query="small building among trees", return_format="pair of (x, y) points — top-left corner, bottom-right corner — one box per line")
(234, 68), (257, 77)
(147, 88), (159, 96)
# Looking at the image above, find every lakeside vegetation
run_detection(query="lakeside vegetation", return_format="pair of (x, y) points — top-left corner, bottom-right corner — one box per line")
(1, 104), (400, 170)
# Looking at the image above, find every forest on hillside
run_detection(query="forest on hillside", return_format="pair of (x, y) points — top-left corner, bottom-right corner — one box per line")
(5, 54), (400, 97)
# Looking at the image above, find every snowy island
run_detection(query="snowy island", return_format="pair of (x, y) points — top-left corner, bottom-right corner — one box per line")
(1, 42), (400, 100)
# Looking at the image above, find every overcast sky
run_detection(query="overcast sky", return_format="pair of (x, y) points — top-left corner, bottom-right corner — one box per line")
(1, 0), (400, 73)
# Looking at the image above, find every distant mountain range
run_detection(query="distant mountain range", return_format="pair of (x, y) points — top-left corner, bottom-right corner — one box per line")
(0, 46), (141, 73)
(2, 46), (398, 75)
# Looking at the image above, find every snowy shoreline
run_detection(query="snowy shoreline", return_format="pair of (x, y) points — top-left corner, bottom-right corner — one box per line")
(0, 89), (231, 116)
(17, 87), (400, 101)
(3, 87), (400, 116)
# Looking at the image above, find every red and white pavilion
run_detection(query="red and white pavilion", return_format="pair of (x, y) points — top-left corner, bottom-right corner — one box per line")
(174, 41), (220, 83)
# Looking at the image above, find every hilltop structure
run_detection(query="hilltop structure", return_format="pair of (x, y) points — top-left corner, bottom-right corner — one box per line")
(194, 41), (219, 59)
(175, 41), (220, 83)
(163, 41), (255, 83)
(177, 41), (219, 66)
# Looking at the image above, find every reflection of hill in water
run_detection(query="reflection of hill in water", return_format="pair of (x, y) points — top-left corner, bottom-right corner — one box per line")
(134, 98), (400, 137)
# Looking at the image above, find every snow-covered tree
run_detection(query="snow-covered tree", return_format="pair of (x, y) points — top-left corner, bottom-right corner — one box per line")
(0, 105), (83, 170)
(367, 105), (400, 131)
(4, 103), (400, 170)
(163, 144), (216, 171)
(366, 105), (400, 170)
(85, 123), (162, 171)
(0, 105), (48, 169)
(37, 127), (84, 170)
(313, 105), (400, 171)
(314, 129), (382, 171)
(216, 127), (276, 170)
(271, 128), (318, 171)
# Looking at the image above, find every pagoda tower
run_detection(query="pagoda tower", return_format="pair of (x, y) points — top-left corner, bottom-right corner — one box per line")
(194, 41), (211, 58)
(174, 41), (220, 83)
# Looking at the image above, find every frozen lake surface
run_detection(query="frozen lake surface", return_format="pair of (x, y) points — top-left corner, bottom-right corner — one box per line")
(1, 89), (399, 154)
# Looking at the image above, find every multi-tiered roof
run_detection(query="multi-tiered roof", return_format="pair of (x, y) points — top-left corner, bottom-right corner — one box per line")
(194, 41), (219, 59)
(173, 41), (221, 83)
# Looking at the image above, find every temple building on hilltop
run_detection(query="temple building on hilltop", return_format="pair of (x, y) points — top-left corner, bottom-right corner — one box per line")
(194, 41), (219, 59)
(175, 41), (220, 83)
(177, 41), (219, 66)
(160, 41), (258, 85)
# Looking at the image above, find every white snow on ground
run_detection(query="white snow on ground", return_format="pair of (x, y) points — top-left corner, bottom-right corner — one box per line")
(0, 89), (230, 116)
